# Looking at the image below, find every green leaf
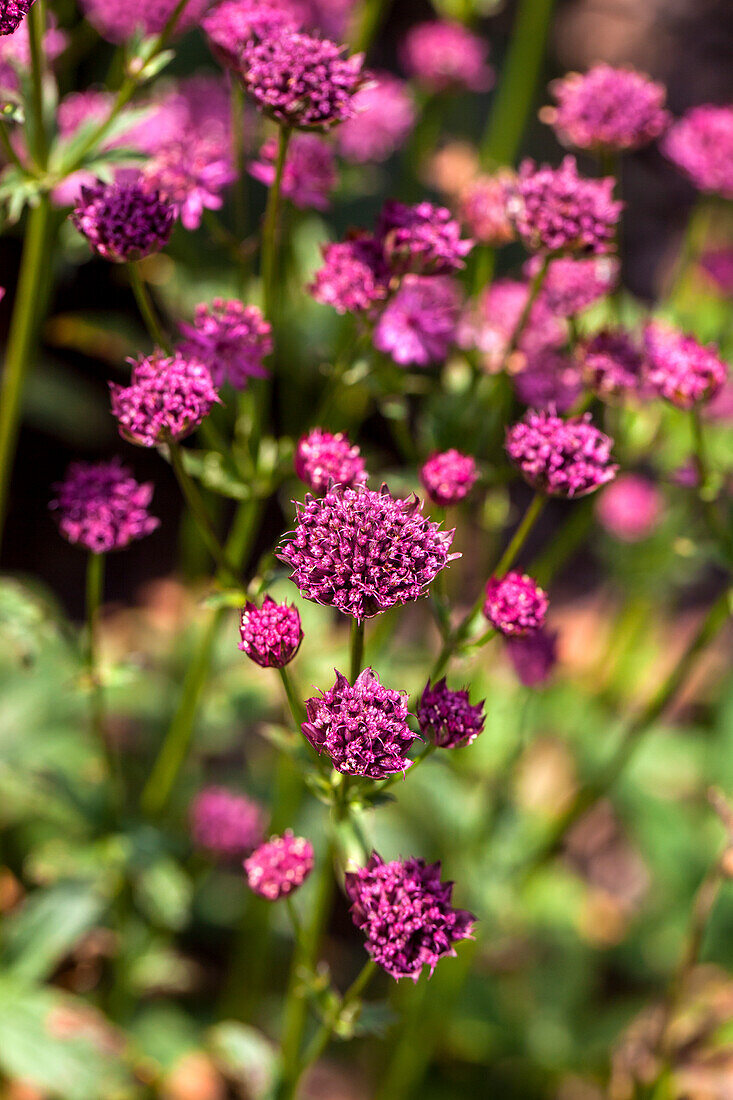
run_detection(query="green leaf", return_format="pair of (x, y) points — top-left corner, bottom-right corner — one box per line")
(132, 857), (193, 931)
(2, 882), (107, 984)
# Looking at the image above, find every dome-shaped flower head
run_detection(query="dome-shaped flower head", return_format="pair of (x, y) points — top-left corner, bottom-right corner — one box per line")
(510, 157), (622, 255)
(400, 20), (493, 94)
(662, 105), (733, 199)
(110, 351), (220, 447)
(245, 831), (314, 900)
(278, 483), (459, 621)
(378, 200), (473, 276)
(528, 255), (618, 318)
(178, 300), (272, 391)
(643, 321), (728, 409)
(337, 72), (415, 163)
(79, 0), (210, 45)
(294, 428), (367, 493)
(238, 596), (303, 668)
(142, 138), (235, 231)
(203, 0), (300, 69)
(417, 678), (485, 749)
(190, 786), (266, 859)
(250, 133), (336, 210)
(50, 459), (159, 553)
(581, 328), (645, 398)
(0, 0), (35, 35)
(374, 275), (462, 368)
(596, 473), (663, 542)
(542, 64), (670, 153)
(345, 853), (475, 981)
(459, 172), (515, 246)
(238, 29), (366, 132)
(483, 572), (548, 637)
(303, 668), (416, 778)
(420, 450), (477, 507)
(308, 233), (390, 315)
(70, 179), (175, 263)
(506, 627), (558, 687)
(506, 410), (618, 498)
(513, 348), (584, 413)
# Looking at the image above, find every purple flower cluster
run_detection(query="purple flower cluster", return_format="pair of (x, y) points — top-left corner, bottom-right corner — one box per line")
(309, 234), (390, 315)
(506, 628), (558, 688)
(542, 65), (670, 152)
(142, 139), (235, 231)
(71, 180), (175, 262)
(378, 200), (473, 276)
(420, 450), (478, 507)
(483, 572), (548, 637)
(458, 279), (564, 372)
(581, 329), (645, 398)
(278, 484), (458, 621)
(0, 0), (35, 35)
(79, 0), (210, 44)
(303, 668), (416, 778)
(50, 460), (159, 554)
(644, 321), (728, 408)
(203, 0), (299, 69)
(529, 255), (619, 318)
(345, 854), (475, 981)
(506, 410), (618, 498)
(294, 428), (367, 493)
(245, 832), (314, 900)
(238, 596), (303, 668)
(596, 474), (662, 543)
(178, 300), (272, 391)
(662, 105), (733, 199)
(110, 351), (220, 447)
(190, 786), (266, 859)
(400, 20), (493, 94)
(459, 173), (515, 246)
(417, 679), (485, 749)
(337, 72), (415, 163)
(374, 276), (462, 367)
(250, 133), (336, 210)
(510, 157), (622, 255)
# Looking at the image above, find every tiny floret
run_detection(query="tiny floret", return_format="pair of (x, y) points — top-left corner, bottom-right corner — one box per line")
(643, 321), (727, 409)
(378, 200), (473, 276)
(110, 350), (220, 447)
(483, 572), (548, 637)
(178, 300), (272, 390)
(71, 180), (175, 263)
(506, 410), (617, 497)
(294, 428), (367, 494)
(190, 786), (265, 859)
(50, 459), (159, 553)
(238, 596), (303, 668)
(417, 679), (485, 749)
(510, 156), (622, 255)
(420, 450), (477, 507)
(245, 832), (314, 900)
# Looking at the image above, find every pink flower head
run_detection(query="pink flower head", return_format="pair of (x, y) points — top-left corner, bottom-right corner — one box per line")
(513, 347), (584, 413)
(458, 278), (565, 372)
(278, 483), (459, 621)
(529, 254), (619, 318)
(238, 596), (303, 668)
(581, 328), (645, 398)
(345, 853), (475, 981)
(308, 233), (390, 315)
(506, 410), (618, 497)
(79, 0), (210, 44)
(420, 450), (477, 507)
(337, 72), (415, 163)
(303, 668), (416, 778)
(110, 351), (220, 447)
(245, 832), (314, 900)
(378, 200), (473, 276)
(400, 20), (493, 94)
(374, 275), (461, 367)
(203, 0), (300, 69)
(70, 179), (175, 262)
(662, 105), (733, 199)
(459, 173), (515, 246)
(506, 627), (558, 687)
(417, 678), (485, 749)
(0, 0), (35, 35)
(596, 473), (663, 542)
(483, 572), (548, 637)
(510, 156), (622, 255)
(643, 321), (728, 408)
(294, 428), (367, 493)
(238, 29), (366, 132)
(178, 300), (272, 390)
(542, 64), (670, 152)
(142, 138), (235, 231)
(50, 459), (159, 553)
(250, 133), (337, 210)
(190, 786), (266, 859)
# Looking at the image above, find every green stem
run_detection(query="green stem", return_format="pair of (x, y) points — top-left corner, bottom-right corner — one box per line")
(493, 491), (546, 578)
(261, 126), (291, 323)
(128, 263), (170, 351)
(0, 121), (29, 174)
(26, 0), (48, 167)
(351, 0), (392, 52)
(85, 552), (121, 808)
(167, 440), (242, 588)
(350, 619), (365, 682)
(294, 958), (378, 1087)
(279, 665), (305, 728)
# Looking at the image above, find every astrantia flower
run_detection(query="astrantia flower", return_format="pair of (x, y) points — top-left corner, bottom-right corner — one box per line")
(506, 410), (618, 497)
(294, 428), (367, 493)
(457, 279), (564, 372)
(250, 133), (337, 210)
(143, 138), (235, 231)
(400, 20), (493, 94)
(581, 328), (645, 398)
(178, 300), (272, 390)
(79, 0), (211, 45)
(303, 668), (416, 778)
(528, 255), (618, 318)
(596, 474), (662, 542)
(238, 29), (365, 132)
(417, 678), (485, 749)
(374, 275), (461, 367)
(510, 156), (622, 255)
(71, 180), (175, 262)
(308, 233), (390, 315)
(238, 596), (303, 668)
(513, 348), (584, 413)
(662, 105), (733, 199)
(542, 64), (670, 152)
(378, 200), (473, 276)
(278, 483), (458, 621)
(345, 853), (475, 981)
(50, 459), (159, 553)
(337, 71), (415, 163)
(0, 0), (35, 35)
(459, 172), (514, 246)
(420, 450), (477, 507)
(506, 627), (558, 687)
(203, 0), (299, 69)
(483, 572), (548, 637)
(643, 321), (728, 408)
(110, 351), (220, 447)
(245, 832), (314, 900)
(190, 786), (265, 859)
